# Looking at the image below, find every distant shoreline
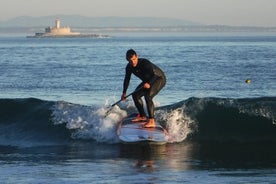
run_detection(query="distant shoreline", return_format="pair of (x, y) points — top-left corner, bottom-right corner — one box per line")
(1, 25), (276, 34)
(1, 26), (276, 37)
(1, 16), (275, 36)
(26, 34), (110, 38)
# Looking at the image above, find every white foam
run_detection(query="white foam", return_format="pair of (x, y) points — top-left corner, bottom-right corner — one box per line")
(51, 101), (127, 143)
(156, 107), (194, 143)
(51, 100), (195, 144)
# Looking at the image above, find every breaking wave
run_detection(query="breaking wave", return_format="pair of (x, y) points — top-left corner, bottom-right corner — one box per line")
(0, 97), (275, 147)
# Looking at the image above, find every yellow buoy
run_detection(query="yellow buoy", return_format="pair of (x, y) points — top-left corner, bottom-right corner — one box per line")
(245, 79), (251, 84)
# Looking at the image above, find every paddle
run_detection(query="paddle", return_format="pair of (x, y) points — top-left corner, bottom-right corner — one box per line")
(105, 87), (141, 117)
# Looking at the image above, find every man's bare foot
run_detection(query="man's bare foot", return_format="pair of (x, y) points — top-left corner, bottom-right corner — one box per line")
(132, 114), (147, 122)
(143, 118), (156, 128)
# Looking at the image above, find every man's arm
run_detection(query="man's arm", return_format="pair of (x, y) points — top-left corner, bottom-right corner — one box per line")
(122, 65), (132, 100)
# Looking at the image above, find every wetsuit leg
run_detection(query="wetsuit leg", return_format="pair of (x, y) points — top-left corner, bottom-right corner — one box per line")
(144, 77), (166, 119)
(132, 83), (147, 117)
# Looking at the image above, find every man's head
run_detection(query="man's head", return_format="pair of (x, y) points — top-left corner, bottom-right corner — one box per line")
(126, 49), (138, 67)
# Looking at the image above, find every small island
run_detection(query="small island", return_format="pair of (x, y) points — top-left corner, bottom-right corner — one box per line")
(27, 18), (110, 38)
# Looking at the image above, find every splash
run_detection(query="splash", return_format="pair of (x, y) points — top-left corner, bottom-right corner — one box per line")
(156, 108), (195, 143)
(51, 101), (127, 143)
(50, 99), (195, 144)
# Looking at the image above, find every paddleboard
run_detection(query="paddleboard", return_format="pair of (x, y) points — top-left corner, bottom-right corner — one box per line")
(117, 114), (169, 145)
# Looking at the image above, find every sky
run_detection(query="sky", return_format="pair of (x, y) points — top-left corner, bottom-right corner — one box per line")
(0, 0), (275, 27)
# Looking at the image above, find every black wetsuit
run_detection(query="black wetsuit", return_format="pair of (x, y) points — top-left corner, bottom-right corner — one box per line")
(123, 58), (166, 119)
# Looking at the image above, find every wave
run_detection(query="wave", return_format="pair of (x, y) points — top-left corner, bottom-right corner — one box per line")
(0, 98), (71, 147)
(158, 97), (276, 143)
(0, 97), (275, 147)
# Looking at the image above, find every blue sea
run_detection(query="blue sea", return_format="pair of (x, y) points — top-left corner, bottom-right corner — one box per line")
(0, 34), (276, 183)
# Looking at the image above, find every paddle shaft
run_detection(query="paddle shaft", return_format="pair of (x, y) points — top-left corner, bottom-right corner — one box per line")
(111, 92), (134, 107)
(105, 87), (142, 117)
(111, 85), (144, 107)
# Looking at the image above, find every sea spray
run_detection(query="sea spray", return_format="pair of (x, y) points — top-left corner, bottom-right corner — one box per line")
(156, 108), (195, 143)
(51, 101), (127, 143)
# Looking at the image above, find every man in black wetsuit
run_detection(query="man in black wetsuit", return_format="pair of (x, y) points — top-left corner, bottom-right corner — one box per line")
(121, 49), (166, 128)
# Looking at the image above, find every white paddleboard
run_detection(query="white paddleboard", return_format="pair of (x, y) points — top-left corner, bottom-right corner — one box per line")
(117, 114), (169, 145)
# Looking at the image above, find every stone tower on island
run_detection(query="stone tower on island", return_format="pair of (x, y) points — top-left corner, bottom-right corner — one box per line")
(44, 18), (80, 36)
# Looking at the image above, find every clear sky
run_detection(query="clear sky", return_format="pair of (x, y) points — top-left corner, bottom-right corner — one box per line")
(0, 0), (275, 27)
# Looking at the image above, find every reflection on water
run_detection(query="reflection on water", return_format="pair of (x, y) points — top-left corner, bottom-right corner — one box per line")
(118, 141), (276, 171)
(1, 141), (276, 170)
(1, 141), (276, 183)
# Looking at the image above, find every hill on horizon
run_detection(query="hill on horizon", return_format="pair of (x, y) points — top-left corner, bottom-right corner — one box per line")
(0, 15), (202, 28)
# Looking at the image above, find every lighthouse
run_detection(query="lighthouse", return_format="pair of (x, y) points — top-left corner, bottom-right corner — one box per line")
(55, 18), (60, 29)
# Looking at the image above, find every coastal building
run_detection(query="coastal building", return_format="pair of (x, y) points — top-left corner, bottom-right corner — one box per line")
(43, 18), (80, 36)
(27, 19), (109, 38)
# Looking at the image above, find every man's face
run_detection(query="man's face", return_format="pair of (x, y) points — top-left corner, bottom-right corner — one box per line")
(128, 54), (138, 67)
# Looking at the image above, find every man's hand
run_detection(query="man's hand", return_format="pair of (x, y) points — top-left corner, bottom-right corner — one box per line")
(143, 83), (150, 89)
(121, 93), (127, 101)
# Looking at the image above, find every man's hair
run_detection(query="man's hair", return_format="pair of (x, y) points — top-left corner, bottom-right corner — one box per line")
(126, 49), (136, 61)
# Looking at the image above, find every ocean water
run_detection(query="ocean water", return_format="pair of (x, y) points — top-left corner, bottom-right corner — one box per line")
(0, 35), (276, 183)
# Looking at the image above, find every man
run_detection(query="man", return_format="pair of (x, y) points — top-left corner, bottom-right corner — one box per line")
(121, 49), (166, 128)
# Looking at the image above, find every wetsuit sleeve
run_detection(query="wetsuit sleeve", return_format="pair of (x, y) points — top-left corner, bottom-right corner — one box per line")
(123, 65), (132, 93)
